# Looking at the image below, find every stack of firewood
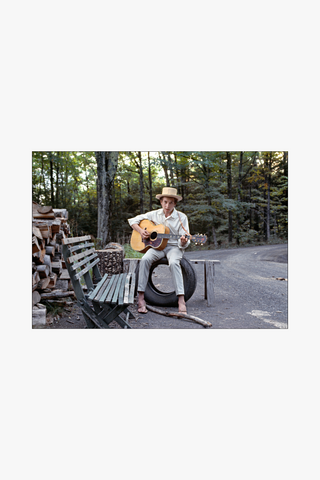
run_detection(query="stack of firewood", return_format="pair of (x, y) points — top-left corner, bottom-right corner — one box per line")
(32, 201), (74, 326)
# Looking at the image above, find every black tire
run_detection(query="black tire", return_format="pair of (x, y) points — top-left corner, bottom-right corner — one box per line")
(136, 257), (197, 307)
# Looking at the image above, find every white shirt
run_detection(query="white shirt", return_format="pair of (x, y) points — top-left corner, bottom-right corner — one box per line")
(128, 208), (191, 250)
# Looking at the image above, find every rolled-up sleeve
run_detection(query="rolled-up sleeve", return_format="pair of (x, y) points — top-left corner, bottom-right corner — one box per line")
(128, 211), (153, 227)
(177, 213), (191, 249)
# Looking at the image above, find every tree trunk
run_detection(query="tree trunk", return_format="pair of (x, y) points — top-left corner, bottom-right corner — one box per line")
(160, 152), (170, 186)
(167, 152), (175, 184)
(266, 153), (271, 241)
(55, 155), (60, 207)
(283, 151), (288, 176)
(249, 185), (253, 230)
(64, 158), (69, 209)
(236, 151), (243, 245)
(49, 152), (54, 207)
(138, 151), (144, 213)
(227, 152), (233, 242)
(263, 153), (271, 241)
(41, 153), (45, 204)
(95, 151), (119, 248)
(148, 151), (153, 211)
(212, 225), (218, 248)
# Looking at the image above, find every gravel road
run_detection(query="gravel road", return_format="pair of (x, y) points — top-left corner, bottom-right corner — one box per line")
(45, 243), (288, 330)
(184, 243), (288, 329)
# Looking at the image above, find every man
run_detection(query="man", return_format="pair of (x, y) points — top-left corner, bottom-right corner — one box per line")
(128, 187), (190, 314)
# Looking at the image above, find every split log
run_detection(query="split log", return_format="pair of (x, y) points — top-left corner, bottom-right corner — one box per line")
(52, 260), (62, 274)
(33, 271), (40, 285)
(51, 219), (61, 233)
(48, 273), (57, 288)
(145, 305), (212, 328)
(33, 212), (56, 219)
(37, 206), (53, 214)
(40, 290), (75, 300)
(32, 290), (42, 306)
(49, 234), (57, 247)
(55, 279), (68, 291)
(32, 304), (47, 326)
(32, 235), (41, 254)
(46, 299), (73, 306)
(32, 201), (42, 216)
(53, 208), (68, 219)
(43, 254), (52, 274)
(45, 246), (55, 257)
(32, 271), (41, 291)
(38, 277), (51, 290)
(33, 249), (46, 264)
(60, 269), (70, 280)
(38, 227), (52, 239)
(36, 264), (50, 278)
(32, 226), (43, 240)
(33, 219), (53, 227)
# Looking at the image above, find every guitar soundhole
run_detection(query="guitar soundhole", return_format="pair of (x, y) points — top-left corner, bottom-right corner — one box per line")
(150, 231), (157, 241)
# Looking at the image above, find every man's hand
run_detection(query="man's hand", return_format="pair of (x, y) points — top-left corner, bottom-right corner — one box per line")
(140, 227), (150, 240)
(180, 235), (188, 246)
(132, 223), (150, 240)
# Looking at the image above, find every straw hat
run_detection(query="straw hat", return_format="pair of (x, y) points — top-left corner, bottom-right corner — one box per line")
(156, 187), (182, 202)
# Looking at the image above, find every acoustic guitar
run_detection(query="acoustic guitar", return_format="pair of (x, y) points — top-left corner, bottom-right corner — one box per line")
(130, 219), (207, 253)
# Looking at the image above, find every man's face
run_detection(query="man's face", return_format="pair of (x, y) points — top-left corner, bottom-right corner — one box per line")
(160, 196), (177, 215)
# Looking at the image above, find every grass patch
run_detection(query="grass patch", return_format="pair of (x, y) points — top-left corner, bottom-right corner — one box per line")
(123, 243), (144, 258)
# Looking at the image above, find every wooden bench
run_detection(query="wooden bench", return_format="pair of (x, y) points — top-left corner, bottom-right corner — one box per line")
(62, 236), (136, 328)
(123, 257), (220, 307)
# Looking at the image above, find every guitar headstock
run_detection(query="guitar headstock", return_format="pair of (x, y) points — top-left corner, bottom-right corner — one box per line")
(192, 234), (207, 246)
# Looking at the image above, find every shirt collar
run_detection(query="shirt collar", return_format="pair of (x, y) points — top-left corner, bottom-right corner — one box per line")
(158, 207), (177, 219)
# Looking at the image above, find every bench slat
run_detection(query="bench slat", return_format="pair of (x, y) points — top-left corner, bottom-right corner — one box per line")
(71, 253), (98, 271)
(128, 272), (136, 304)
(62, 235), (91, 245)
(68, 248), (95, 264)
(99, 275), (117, 303)
(94, 276), (111, 302)
(123, 273), (131, 304)
(69, 242), (94, 253)
(105, 275), (121, 304)
(118, 273), (128, 305)
(88, 273), (109, 301)
(111, 273), (126, 304)
(74, 257), (100, 280)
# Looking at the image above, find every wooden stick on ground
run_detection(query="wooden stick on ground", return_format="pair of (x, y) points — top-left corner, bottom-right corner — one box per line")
(40, 290), (75, 300)
(145, 305), (212, 328)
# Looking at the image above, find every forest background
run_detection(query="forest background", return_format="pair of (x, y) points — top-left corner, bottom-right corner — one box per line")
(32, 151), (288, 251)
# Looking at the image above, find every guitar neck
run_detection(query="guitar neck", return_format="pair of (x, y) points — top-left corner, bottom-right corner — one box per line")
(156, 233), (207, 245)
(158, 233), (191, 240)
